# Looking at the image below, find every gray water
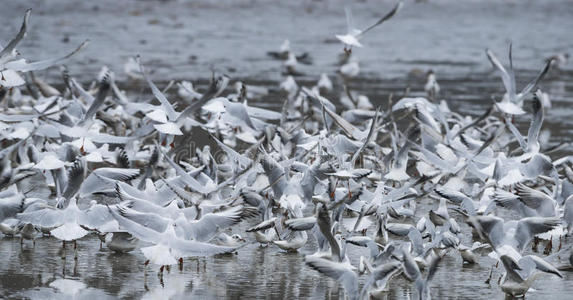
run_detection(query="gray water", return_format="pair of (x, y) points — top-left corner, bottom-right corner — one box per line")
(1, 0), (573, 299)
(3, 207), (573, 300)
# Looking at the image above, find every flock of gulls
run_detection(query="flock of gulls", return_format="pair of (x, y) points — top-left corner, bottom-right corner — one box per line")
(1, 4), (572, 299)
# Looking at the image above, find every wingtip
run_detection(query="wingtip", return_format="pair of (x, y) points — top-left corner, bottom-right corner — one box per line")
(78, 39), (90, 50)
(485, 48), (493, 57)
(24, 9), (32, 20)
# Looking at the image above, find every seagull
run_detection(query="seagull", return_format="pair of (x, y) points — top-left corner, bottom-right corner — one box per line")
(18, 222), (37, 247)
(305, 255), (403, 300)
(0, 218), (20, 237)
(486, 44), (554, 115)
(106, 231), (139, 253)
(468, 215), (560, 253)
(424, 70), (440, 101)
(108, 204), (240, 273)
(457, 242), (491, 264)
(317, 73), (333, 93)
(0, 9), (88, 88)
(401, 249), (443, 300)
(335, 2), (403, 53)
(211, 233), (246, 247)
(497, 246), (563, 297)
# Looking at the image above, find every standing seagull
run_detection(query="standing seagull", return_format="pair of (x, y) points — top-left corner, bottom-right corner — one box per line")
(424, 70), (440, 101)
(335, 2), (403, 54)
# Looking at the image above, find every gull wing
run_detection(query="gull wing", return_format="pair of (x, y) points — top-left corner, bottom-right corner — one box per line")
(139, 57), (178, 121)
(515, 216), (560, 252)
(285, 217), (317, 231)
(169, 238), (237, 257)
(17, 205), (63, 228)
(322, 104), (364, 140)
(486, 48), (515, 99)
(115, 204), (170, 233)
(4, 40), (88, 72)
(526, 91), (544, 151)
(246, 217), (277, 232)
(345, 7), (355, 34)
(62, 160), (85, 200)
(504, 117), (527, 151)
(305, 256), (358, 297)
(260, 151), (288, 199)
(80, 72), (110, 124)
(467, 215), (505, 249)
(358, 1), (403, 37)
(158, 144), (214, 195)
(520, 255), (563, 278)
(0, 9), (31, 60)
(519, 58), (553, 101)
(190, 205), (257, 242)
(107, 205), (162, 243)
(514, 183), (555, 216)
(210, 134), (252, 167)
(360, 261), (401, 299)
(81, 204), (115, 230)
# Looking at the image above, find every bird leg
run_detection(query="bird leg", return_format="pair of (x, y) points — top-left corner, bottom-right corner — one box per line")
(330, 178), (339, 199)
(144, 275), (149, 291)
(73, 259), (78, 277)
(347, 180), (352, 200)
(144, 260), (149, 277)
(497, 274), (502, 285)
(532, 237), (540, 252)
(558, 235), (563, 252)
(62, 241), (67, 260)
(485, 264), (494, 284)
(158, 265), (165, 278)
(544, 236), (553, 255)
(166, 265), (171, 273)
(74, 240), (78, 260)
(179, 257), (184, 271)
(80, 138), (86, 155)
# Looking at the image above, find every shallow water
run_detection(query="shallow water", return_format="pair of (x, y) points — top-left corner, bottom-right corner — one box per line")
(1, 0), (573, 299)
(2, 0), (573, 81)
(2, 206), (573, 300)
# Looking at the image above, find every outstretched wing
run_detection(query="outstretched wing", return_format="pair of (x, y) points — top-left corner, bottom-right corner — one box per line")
(526, 91), (544, 151)
(358, 1), (403, 37)
(0, 9), (31, 60)
(305, 256), (358, 297)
